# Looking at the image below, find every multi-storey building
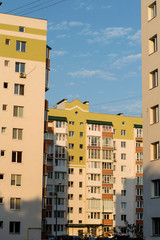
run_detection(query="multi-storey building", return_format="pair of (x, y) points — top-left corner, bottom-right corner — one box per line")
(0, 13), (50, 239)
(44, 99), (143, 238)
(141, 0), (160, 239)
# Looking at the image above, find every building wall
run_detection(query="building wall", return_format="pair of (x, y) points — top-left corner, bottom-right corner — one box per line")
(0, 13), (48, 240)
(46, 99), (143, 238)
(141, 0), (160, 239)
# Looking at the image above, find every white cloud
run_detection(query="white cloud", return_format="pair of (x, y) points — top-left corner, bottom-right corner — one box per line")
(79, 26), (132, 44)
(56, 34), (67, 39)
(101, 100), (142, 116)
(68, 69), (117, 81)
(48, 20), (85, 31)
(53, 50), (68, 56)
(67, 81), (75, 86)
(128, 30), (141, 45)
(112, 53), (142, 68)
(69, 21), (84, 27)
(48, 21), (68, 31)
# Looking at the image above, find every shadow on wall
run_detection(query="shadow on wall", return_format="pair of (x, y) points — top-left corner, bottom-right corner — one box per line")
(0, 197), (42, 240)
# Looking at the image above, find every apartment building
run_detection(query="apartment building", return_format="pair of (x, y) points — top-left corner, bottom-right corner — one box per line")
(141, 0), (160, 239)
(0, 13), (50, 239)
(43, 99), (143, 238)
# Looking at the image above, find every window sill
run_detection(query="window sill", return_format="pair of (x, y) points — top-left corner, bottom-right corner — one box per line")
(149, 50), (158, 56)
(151, 196), (160, 199)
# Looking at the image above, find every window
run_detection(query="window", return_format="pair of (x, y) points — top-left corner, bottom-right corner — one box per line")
(102, 187), (112, 194)
(136, 164), (143, 173)
(149, 35), (157, 54)
(121, 153), (126, 160)
(12, 128), (23, 140)
(16, 41), (26, 52)
(137, 176), (143, 185)
(13, 106), (23, 117)
(68, 181), (74, 187)
(79, 169), (83, 174)
(69, 131), (74, 137)
(69, 156), (74, 162)
(80, 132), (83, 137)
(48, 172), (53, 179)
(102, 137), (112, 147)
(14, 84), (24, 95)
(102, 175), (112, 184)
(102, 150), (112, 160)
(0, 198), (4, 204)
(3, 82), (8, 88)
(79, 144), (83, 149)
(121, 141), (126, 148)
(0, 150), (5, 156)
(122, 121), (125, 125)
(5, 39), (10, 45)
(137, 201), (143, 208)
(151, 141), (160, 160)
(1, 127), (6, 133)
(4, 60), (9, 66)
(136, 188), (143, 196)
(15, 62), (25, 73)
(121, 202), (126, 209)
(55, 146), (66, 159)
(121, 178), (126, 184)
(11, 174), (21, 186)
(69, 143), (74, 149)
(19, 26), (24, 32)
(0, 174), (4, 179)
(90, 212), (100, 219)
(150, 105), (159, 124)
(79, 220), (82, 223)
(80, 122), (83, 126)
(121, 215), (126, 221)
(54, 211), (65, 218)
(12, 151), (22, 163)
(68, 207), (73, 213)
(2, 104), (7, 111)
(79, 182), (83, 188)
(46, 224), (52, 231)
(137, 152), (143, 161)
(68, 194), (73, 200)
(69, 121), (74, 125)
(55, 185), (65, 193)
(121, 165), (126, 172)
(79, 156), (83, 162)
(151, 179), (160, 197)
(46, 210), (52, 218)
(121, 130), (126, 136)
(68, 168), (74, 174)
(137, 213), (143, 220)
(79, 208), (82, 213)
(121, 190), (126, 196)
(102, 162), (112, 170)
(0, 221), (3, 229)
(152, 218), (160, 236)
(56, 121), (65, 128)
(149, 69), (158, 89)
(88, 136), (100, 146)
(9, 221), (20, 234)
(148, 2), (157, 21)
(102, 125), (112, 132)
(10, 198), (21, 210)
(88, 149), (100, 159)
(79, 194), (82, 200)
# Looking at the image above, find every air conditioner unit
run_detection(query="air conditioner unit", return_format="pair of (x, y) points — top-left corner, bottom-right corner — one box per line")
(20, 72), (26, 78)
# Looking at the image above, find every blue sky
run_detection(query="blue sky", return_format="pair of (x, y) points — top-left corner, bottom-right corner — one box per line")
(1, 0), (142, 117)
